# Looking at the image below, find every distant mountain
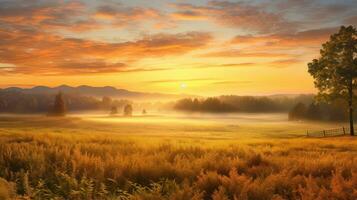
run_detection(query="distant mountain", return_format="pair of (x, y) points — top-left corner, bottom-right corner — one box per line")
(1, 85), (195, 100)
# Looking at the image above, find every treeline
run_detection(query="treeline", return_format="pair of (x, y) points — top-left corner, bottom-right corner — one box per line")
(174, 95), (314, 113)
(289, 99), (357, 121)
(174, 98), (234, 112)
(0, 90), (131, 113)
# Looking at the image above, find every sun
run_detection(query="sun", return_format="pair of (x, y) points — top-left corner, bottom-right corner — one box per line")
(180, 83), (187, 89)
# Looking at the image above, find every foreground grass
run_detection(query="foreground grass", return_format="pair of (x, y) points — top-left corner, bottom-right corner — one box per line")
(0, 115), (356, 200)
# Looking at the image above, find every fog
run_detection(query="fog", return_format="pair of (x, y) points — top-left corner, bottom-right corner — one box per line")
(71, 111), (289, 125)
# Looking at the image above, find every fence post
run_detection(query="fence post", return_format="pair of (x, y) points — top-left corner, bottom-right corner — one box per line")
(323, 130), (326, 137)
(343, 127), (346, 135)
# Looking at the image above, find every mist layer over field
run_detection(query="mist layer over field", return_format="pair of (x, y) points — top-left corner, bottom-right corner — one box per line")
(73, 112), (345, 139)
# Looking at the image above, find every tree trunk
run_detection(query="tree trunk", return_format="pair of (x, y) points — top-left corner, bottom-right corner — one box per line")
(349, 79), (354, 136)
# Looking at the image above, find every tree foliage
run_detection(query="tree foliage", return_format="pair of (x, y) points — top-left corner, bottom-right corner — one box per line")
(308, 26), (357, 102)
(308, 25), (357, 135)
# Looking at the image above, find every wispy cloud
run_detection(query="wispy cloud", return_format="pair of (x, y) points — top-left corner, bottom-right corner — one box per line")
(171, 1), (298, 34)
(231, 27), (338, 49)
(212, 80), (252, 85)
(200, 50), (290, 58)
(0, 25), (212, 75)
(144, 78), (215, 84)
(93, 3), (164, 28)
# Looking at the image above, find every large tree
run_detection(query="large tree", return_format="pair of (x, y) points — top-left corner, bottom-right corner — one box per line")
(308, 26), (357, 135)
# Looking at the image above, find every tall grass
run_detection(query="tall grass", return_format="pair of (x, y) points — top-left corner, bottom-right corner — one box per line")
(1, 132), (357, 199)
(0, 116), (356, 199)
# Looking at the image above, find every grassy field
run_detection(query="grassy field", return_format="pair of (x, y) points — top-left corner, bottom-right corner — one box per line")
(0, 114), (356, 200)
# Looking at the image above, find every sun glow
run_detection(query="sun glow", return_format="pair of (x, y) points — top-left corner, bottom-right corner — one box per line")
(180, 83), (187, 89)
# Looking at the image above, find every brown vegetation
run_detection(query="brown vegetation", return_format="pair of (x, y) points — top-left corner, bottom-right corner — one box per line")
(0, 116), (356, 199)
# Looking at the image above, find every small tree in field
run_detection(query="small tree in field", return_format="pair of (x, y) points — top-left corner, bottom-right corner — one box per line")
(289, 102), (307, 120)
(50, 92), (66, 116)
(308, 25), (357, 135)
(123, 104), (133, 116)
(110, 106), (118, 115)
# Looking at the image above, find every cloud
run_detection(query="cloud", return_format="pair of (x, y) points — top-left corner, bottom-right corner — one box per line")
(212, 81), (251, 85)
(232, 27), (336, 45)
(2, 61), (127, 75)
(0, 0), (170, 32)
(145, 78), (214, 84)
(170, 0), (357, 35)
(170, 10), (207, 21)
(0, 24), (212, 75)
(93, 3), (163, 28)
(0, 0), (212, 76)
(344, 16), (357, 26)
(0, 0), (354, 78)
(144, 78), (252, 86)
(200, 26), (330, 59)
(0, 84), (36, 88)
(187, 60), (302, 70)
(200, 50), (289, 58)
(171, 1), (298, 34)
(272, 0), (354, 25)
(267, 59), (303, 68)
(95, 5), (160, 19)
(0, 0), (100, 32)
(219, 63), (256, 67)
(198, 27), (337, 64)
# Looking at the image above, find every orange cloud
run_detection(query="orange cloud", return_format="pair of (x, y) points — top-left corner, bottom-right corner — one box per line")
(0, 1), (98, 32)
(193, 60), (301, 69)
(171, 11), (208, 21)
(0, 25), (212, 75)
(145, 78), (214, 84)
(200, 50), (289, 58)
(231, 27), (337, 48)
(199, 27), (337, 66)
(95, 5), (160, 20)
(212, 81), (251, 85)
(0, 0), (170, 33)
(93, 4), (163, 28)
(171, 1), (298, 33)
(266, 59), (304, 68)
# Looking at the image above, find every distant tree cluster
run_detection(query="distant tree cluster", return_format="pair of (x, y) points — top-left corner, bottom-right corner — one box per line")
(110, 106), (118, 115)
(101, 96), (132, 111)
(174, 98), (235, 113)
(0, 91), (132, 114)
(289, 99), (356, 121)
(174, 95), (315, 113)
(123, 104), (133, 116)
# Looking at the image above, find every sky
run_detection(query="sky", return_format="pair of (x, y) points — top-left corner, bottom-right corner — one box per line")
(0, 0), (356, 96)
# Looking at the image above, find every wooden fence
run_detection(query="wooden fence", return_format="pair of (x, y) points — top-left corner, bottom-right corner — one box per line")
(306, 127), (353, 137)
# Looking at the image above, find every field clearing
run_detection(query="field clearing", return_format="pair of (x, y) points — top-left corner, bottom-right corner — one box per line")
(0, 114), (357, 200)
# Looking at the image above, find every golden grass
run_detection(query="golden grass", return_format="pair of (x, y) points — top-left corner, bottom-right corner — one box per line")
(0, 115), (356, 199)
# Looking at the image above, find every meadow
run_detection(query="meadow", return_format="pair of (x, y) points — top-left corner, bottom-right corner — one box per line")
(0, 113), (356, 200)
